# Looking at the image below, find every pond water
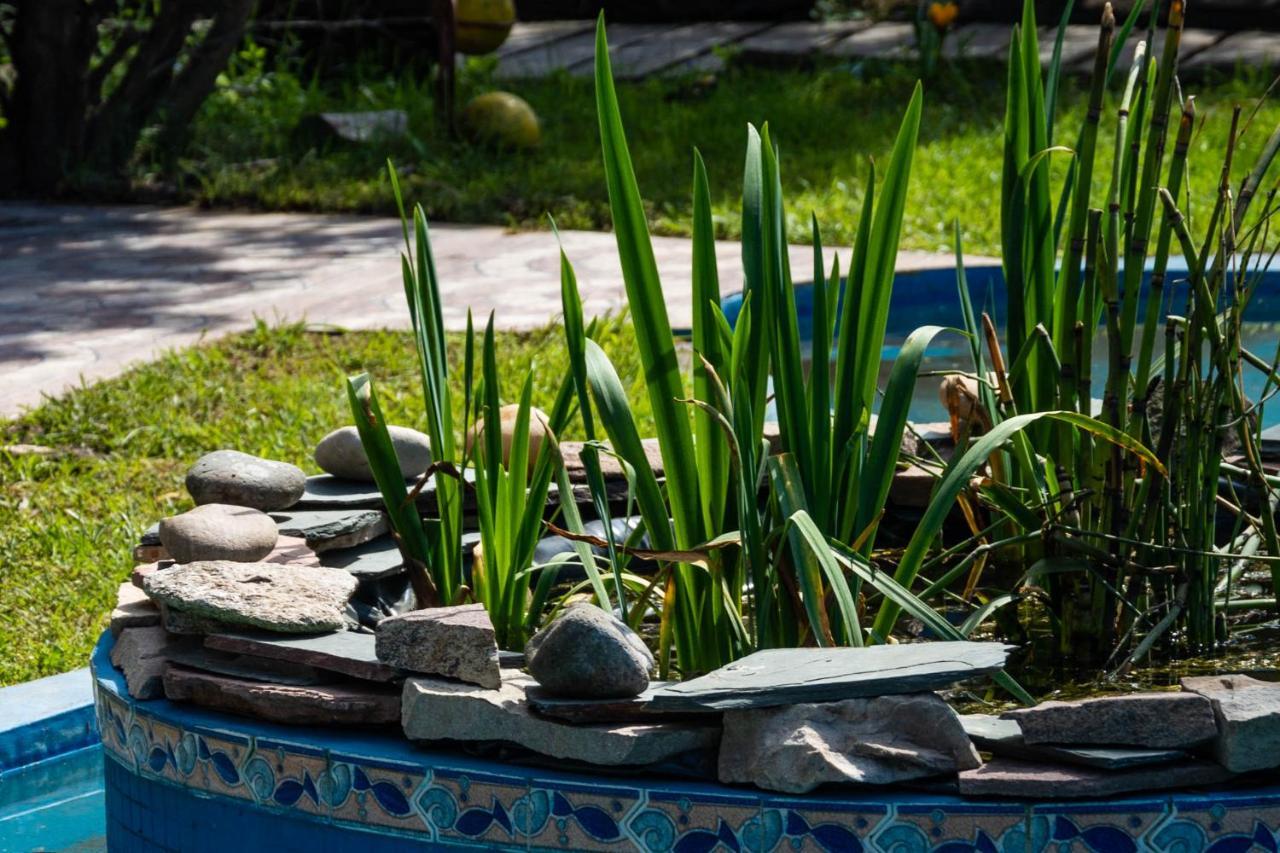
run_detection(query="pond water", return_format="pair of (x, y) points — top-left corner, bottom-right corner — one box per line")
(719, 258), (1280, 428)
(0, 746), (105, 852)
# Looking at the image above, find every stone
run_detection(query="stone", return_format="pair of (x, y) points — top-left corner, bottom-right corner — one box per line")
(467, 404), (552, 475)
(1182, 674), (1280, 773)
(111, 626), (195, 700)
(163, 665), (399, 725)
(401, 672), (719, 766)
(158, 602), (242, 636)
(719, 693), (981, 794)
(186, 449), (306, 511)
(961, 714), (1188, 770)
(958, 757), (1234, 799)
(318, 535), (404, 579)
(650, 642), (1012, 712)
(110, 581), (159, 636)
(296, 110), (408, 144)
(164, 646), (327, 686)
(263, 535), (321, 567)
(1003, 692), (1218, 749)
(143, 561), (357, 633)
(560, 439), (664, 483)
(376, 604), (500, 688)
(159, 503), (279, 563)
(131, 560), (169, 588)
(207, 630), (398, 683)
(525, 603), (653, 699)
(526, 683), (693, 724)
(314, 425), (432, 482)
(270, 507), (387, 552)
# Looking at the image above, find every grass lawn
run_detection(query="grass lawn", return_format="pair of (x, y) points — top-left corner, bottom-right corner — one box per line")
(0, 320), (653, 686)
(144, 49), (1280, 254)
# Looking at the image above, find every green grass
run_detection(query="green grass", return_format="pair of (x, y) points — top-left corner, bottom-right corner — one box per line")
(0, 319), (652, 686)
(150, 48), (1280, 254)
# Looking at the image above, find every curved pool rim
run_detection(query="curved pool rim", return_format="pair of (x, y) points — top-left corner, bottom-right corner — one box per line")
(91, 634), (1280, 852)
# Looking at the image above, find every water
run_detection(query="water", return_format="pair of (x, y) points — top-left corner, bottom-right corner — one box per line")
(0, 746), (106, 853)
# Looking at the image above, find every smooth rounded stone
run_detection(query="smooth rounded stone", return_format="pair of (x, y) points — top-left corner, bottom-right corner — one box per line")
(158, 503), (279, 563)
(525, 603), (653, 699)
(467, 404), (552, 475)
(186, 450), (306, 511)
(719, 693), (981, 794)
(143, 561), (357, 633)
(314, 425), (432, 482)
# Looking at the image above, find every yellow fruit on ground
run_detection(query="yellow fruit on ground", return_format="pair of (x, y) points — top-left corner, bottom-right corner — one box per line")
(460, 92), (541, 150)
(455, 0), (516, 55)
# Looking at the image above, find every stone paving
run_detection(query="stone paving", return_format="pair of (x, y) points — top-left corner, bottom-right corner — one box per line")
(0, 203), (977, 418)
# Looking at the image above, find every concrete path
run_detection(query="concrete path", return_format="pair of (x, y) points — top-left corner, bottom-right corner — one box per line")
(0, 203), (973, 418)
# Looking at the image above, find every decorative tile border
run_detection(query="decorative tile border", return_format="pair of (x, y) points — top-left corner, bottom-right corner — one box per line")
(91, 633), (1280, 853)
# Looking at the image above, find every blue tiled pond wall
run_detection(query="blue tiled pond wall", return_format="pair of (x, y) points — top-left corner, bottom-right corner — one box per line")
(87, 632), (1280, 853)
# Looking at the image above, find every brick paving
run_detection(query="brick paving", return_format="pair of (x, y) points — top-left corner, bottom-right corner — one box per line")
(0, 203), (981, 418)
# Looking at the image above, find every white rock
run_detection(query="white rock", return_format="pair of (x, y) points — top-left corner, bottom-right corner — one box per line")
(314, 425), (432, 482)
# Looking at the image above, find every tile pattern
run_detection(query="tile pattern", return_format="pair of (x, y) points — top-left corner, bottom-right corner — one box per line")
(93, 633), (1280, 852)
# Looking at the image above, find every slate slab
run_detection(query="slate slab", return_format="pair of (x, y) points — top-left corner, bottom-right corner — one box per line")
(376, 604), (500, 688)
(961, 714), (1189, 770)
(159, 602), (242, 636)
(206, 630), (398, 683)
(721, 693), (981, 794)
(827, 22), (915, 59)
(111, 626), (196, 700)
(526, 683), (700, 724)
(402, 671), (719, 766)
(270, 507), (388, 552)
(735, 20), (870, 63)
(1003, 692), (1218, 749)
(1183, 30), (1280, 70)
(296, 110), (408, 144)
(958, 757), (1234, 799)
(111, 581), (160, 636)
(648, 642), (1013, 712)
(602, 22), (772, 81)
(318, 535), (404, 580)
(163, 665), (399, 726)
(1182, 674), (1280, 773)
(164, 646), (327, 686)
(144, 561), (358, 633)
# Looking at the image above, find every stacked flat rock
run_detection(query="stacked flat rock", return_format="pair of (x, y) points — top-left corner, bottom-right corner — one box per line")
(1182, 674), (1280, 773)
(314, 425), (432, 481)
(143, 560), (357, 633)
(159, 503), (278, 563)
(1001, 692), (1218, 748)
(525, 603), (653, 699)
(186, 450), (306, 511)
(376, 604), (501, 689)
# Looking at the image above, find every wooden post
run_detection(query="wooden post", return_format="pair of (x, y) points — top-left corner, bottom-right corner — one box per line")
(433, 0), (457, 137)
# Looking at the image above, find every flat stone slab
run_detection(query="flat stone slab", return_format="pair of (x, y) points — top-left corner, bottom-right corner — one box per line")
(1182, 674), (1280, 773)
(961, 714), (1188, 770)
(164, 646), (327, 686)
(1003, 692), (1218, 749)
(317, 535), (404, 579)
(270, 507), (387, 552)
(376, 604), (500, 688)
(206, 630), (398, 682)
(603, 21), (771, 81)
(1183, 30), (1280, 70)
(295, 475), (404, 508)
(163, 665), (399, 726)
(826, 22), (915, 59)
(526, 683), (700, 723)
(111, 626), (195, 700)
(958, 756), (1234, 799)
(648, 642), (1012, 712)
(143, 561), (357, 633)
(721, 693), (981, 794)
(402, 671), (719, 766)
(159, 602), (242, 636)
(736, 20), (870, 63)
(110, 581), (160, 636)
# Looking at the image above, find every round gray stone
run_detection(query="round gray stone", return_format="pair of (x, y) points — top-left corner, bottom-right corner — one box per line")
(525, 603), (653, 699)
(159, 503), (279, 563)
(186, 450), (306, 511)
(314, 425), (432, 482)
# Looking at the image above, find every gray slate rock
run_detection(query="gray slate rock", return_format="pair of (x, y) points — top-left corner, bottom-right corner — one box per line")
(207, 630), (398, 683)
(144, 561), (357, 633)
(1182, 674), (1280, 773)
(159, 503), (279, 563)
(525, 603), (653, 699)
(270, 507), (387, 553)
(1003, 692), (1218, 749)
(164, 665), (399, 725)
(961, 714), (1188, 770)
(297, 110), (408, 144)
(402, 671), (719, 766)
(164, 646), (327, 686)
(720, 692), (980, 794)
(376, 604), (500, 688)
(314, 425), (432, 482)
(651, 641), (1012, 712)
(186, 450), (306, 511)
(959, 756), (1234, 799)
(111, 626), (196, 700)
(318, 535), (404, 579)
(111, 581), (160, 636)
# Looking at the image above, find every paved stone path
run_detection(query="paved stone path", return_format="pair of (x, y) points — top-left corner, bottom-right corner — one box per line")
(494, 18), (1269, 80)
(0, 203), (978, 418)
